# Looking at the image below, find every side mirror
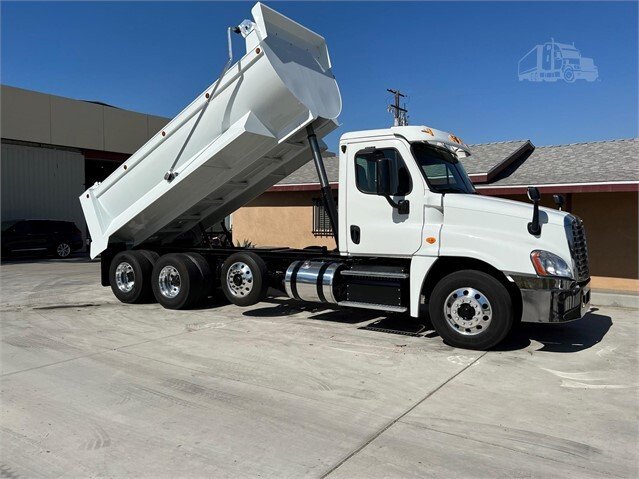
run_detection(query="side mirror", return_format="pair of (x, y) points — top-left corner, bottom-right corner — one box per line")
(553, 194), (565, 210)
(527, 186), (540, 202)
(375, 157), (410, 215)
(527, 186), (542, 236)
(375, 158), (392, 196)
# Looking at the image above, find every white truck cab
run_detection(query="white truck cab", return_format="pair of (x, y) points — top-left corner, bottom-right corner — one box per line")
(82, 3), (590, 350)
(336, 125), (590, 347)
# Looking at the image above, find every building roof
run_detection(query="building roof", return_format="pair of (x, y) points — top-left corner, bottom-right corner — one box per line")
(271, 137), (639, 193)
(487, 138), (639, 186)
(1, 85), (169, 155)
(276, 154), (340, 185)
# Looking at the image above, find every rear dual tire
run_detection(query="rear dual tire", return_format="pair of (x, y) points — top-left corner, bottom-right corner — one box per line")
(151, 253), (213, 310)
(109, 250), (157, 304)
(220, 252), (268, 307)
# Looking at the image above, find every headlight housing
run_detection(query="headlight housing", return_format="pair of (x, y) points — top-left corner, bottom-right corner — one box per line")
(530, 250), (573, 278)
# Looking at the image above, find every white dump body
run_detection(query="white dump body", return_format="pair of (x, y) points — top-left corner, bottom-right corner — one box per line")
(80, 2), (341, 258)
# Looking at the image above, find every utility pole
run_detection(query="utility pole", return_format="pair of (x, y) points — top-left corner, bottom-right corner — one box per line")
(387, 88), (408, 126)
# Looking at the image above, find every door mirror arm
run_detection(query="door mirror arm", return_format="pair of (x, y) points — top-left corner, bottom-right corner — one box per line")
(383, 196), (410, 214)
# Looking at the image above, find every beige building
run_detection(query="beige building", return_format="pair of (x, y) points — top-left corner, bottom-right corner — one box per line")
(233, 138), (639, 290)
(1, 85), (169, 245)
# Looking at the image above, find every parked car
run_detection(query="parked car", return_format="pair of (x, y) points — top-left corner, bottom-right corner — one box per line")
(1, 219), (83, 258)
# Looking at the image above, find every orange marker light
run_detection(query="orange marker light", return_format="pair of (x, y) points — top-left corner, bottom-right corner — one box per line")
(422, 128), (434, 136)
(426, 237), (436, 244)
(449, 134), (463, 145)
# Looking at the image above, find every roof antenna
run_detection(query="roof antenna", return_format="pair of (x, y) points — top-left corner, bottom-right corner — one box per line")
(387, 88), (408, 126)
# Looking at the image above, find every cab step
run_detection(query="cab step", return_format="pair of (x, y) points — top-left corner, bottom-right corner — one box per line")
(337, 300), (407, 313)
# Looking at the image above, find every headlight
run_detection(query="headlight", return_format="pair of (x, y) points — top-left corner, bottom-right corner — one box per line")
(530, 250), (572, 278)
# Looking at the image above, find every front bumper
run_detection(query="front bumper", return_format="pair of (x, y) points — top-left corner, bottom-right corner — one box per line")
(510, 275), (591, 323)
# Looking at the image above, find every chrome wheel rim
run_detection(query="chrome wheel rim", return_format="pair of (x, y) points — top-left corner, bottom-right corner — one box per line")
(226, 262), (253, 297)
(115, 262), (135, 293)
(57, 243), (71, 257)
(443, 287), (492, 336)
(158, 265), (181, 299)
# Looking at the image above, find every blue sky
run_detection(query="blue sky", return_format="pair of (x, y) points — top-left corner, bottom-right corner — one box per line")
(2, 1), (637, 148)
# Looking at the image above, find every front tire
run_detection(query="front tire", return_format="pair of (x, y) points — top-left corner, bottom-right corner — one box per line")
(429, 270), (513, 350)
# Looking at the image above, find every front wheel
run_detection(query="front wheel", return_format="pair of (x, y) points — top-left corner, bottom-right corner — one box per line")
(428, 270), (513, 350)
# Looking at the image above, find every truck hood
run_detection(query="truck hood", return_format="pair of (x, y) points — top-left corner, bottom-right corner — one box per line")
(439, 193), (574, 276)
(443, 193), (567, 226)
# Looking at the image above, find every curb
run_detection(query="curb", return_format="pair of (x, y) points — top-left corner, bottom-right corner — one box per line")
(591, 291), (639, 309)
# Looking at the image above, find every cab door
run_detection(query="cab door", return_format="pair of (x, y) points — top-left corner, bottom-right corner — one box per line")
(345, 139), (424, 257)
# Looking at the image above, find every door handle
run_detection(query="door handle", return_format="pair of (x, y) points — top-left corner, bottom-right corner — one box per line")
(350, 225), (361, 244)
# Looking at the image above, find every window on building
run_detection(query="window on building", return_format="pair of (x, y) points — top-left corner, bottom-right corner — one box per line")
(312, 197), (337, 237)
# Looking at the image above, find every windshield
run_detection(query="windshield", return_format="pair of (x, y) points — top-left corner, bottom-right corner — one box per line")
(411, 142), (475, 194)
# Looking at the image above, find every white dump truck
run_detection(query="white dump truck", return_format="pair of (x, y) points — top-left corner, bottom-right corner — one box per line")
(81, 3), (590, 350)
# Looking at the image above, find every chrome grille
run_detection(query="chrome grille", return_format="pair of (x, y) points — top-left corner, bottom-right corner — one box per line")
(569, 216), (590, 281)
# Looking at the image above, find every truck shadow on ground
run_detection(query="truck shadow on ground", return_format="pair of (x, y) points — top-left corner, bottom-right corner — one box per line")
(496, 309), (612, 353)
(242, 299), (612, 353)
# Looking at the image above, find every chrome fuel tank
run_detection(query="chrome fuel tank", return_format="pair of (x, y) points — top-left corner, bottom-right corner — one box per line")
(284, 260), (344, 304)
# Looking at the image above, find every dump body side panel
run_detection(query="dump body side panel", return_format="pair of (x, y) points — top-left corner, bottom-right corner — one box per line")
(80, 3), (341, 258)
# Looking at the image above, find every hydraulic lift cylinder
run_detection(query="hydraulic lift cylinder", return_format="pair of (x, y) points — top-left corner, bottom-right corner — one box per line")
(307, 125), (339, 248)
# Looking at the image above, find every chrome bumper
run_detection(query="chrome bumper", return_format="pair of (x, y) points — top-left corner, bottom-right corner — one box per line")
(510, 275), (591, 323)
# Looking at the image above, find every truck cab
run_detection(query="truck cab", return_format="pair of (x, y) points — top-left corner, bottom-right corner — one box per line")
(337, 126), (591, 347)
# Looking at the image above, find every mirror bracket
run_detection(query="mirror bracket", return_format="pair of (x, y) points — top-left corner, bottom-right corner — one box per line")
(384, 196), (410, 214)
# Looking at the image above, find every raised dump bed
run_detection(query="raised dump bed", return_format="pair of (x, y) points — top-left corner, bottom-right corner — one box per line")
(80, 2), (341, 258)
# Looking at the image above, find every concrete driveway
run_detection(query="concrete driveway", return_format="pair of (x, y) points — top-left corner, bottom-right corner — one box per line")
(1, 259), (637, 478)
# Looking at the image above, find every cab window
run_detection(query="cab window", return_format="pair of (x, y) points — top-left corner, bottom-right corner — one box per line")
(354, 148), (411, 196)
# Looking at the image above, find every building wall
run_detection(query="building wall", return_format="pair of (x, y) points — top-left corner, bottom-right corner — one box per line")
(234, 190), (638, 280)
(1, 142), (86, 242)
(573, 192), (637, 279)
(1, 85), (168, 154)
(232, 191), (336, 249)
